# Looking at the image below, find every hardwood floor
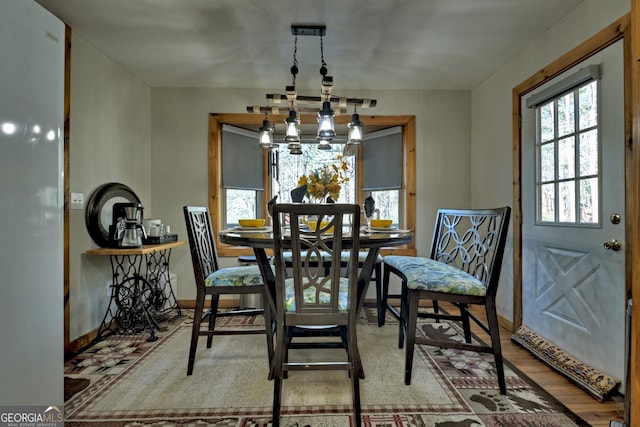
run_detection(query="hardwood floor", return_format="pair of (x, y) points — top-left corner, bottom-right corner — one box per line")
(464, 304), (626, 426)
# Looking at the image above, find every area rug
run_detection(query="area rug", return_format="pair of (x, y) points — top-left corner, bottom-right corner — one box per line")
(64, 308), (589, 426)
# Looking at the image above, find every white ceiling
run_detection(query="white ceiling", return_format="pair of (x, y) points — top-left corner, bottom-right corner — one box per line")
(36, 0), (583, 91)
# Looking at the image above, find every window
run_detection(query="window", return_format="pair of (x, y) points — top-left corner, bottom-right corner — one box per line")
(362, 127), (403, 227)
(527, 66), (601, 225)
(270, 143), (356, 205)
(221, 125), (264, 228)
(209, 113), (416, 257)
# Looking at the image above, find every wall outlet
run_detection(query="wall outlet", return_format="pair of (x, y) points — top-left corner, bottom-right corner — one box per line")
(71, 192), (84, 210)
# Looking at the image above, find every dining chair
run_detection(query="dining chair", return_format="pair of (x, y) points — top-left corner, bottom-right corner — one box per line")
(183, 205), (273, 376)
(271, 203), (364, 427)
(382, 207), (511, 394)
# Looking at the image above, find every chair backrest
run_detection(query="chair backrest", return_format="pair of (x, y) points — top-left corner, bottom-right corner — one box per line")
(429, 207), (511, 297)
(183, 206), (220, 285)
(272, 203), (361, 326)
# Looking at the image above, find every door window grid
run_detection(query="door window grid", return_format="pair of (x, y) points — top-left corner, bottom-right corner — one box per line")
(535, 80), (600, 225)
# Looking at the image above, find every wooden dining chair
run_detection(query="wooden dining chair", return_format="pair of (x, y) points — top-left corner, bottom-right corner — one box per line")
(183, 205), (273, 375)
(271, 203), (364, 427)
(382, 207), (511, 394)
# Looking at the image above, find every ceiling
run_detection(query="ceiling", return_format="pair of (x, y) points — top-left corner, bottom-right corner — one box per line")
(35, 0), (583, 92)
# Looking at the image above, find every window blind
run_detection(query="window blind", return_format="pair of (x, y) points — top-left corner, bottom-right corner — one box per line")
(363, 126), (402, 191)
(222, 125), (264, 190)
(525, 64), (601, 108)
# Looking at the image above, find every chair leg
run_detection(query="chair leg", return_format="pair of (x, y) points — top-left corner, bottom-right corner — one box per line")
(398, 281), (409, 349)
(486, 301), (507, 395)
(206, 294), (220, 348)
(433, 300), (440, 323)
(351, 374), (362, 427)
(272, 376), (282, 427)
(263, 293), (275, 376)
(272, 323), (287, 427)
(187, 292), (205, 375)
(376, 265), (391, 326)
(404, 288), (419, 385)
(460, 303), (472, 343)
(376, 262), (385, 327)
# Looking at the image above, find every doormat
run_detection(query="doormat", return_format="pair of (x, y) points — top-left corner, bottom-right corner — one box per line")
(511, 325), (620, 402)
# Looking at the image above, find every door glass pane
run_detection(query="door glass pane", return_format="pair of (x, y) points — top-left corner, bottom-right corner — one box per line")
(579, 81), (598, 130)
(579, 129), (598, 176)
(540, 142), (555, 182)
(557, 92), (575, 137)
(558, 181), (576, 222)
(540, 102), (555, 142)
(540, 183), (555, 221)
(558, 136), (575, 179)
(579, 178), (598, 224)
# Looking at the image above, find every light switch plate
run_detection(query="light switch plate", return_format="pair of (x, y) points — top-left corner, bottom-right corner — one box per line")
(71, 192), (84, 210)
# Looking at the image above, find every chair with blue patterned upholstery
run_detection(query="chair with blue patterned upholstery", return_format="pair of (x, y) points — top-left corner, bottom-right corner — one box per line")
(283, 250), (383, 322)
(382, 207), (511, 394)
(183, 205), (273, 376)
(271, 203), (364, 427)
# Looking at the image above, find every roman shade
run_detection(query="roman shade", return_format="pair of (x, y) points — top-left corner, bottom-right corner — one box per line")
(363, 126), (402, 191)
(222, 125), (264, 190)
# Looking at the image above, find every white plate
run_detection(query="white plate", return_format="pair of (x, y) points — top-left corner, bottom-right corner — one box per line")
(235, 225), (271, 231)
(364, 227), (412, 234)
(229, 226), (271, 233)
(370, 226), (397, 231)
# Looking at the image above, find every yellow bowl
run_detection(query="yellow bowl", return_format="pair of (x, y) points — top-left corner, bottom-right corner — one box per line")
(370, 219), (393, 228)
(307, 220), (334, 232)
(238, 218), (266, 228)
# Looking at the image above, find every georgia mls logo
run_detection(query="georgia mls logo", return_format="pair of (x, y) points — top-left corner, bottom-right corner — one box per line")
(1, 405), (63, 426)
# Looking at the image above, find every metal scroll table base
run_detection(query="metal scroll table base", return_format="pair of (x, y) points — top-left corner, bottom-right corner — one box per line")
(95, 249), (182, 342)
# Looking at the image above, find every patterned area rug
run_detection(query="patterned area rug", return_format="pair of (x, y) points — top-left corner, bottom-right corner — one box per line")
(64, 307), (588, 426)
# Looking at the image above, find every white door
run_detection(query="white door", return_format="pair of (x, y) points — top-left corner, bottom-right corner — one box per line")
(521, 40), (626, 386)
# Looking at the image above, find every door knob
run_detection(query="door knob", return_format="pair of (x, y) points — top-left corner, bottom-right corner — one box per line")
(603, 239), (622, 251)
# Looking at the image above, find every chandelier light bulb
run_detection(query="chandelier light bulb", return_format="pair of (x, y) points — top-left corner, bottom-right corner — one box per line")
(317, 100), (335, 140)
(347, 112), (364, 144)
(284, 110), (301, 143)
(258, 118), (274, 149)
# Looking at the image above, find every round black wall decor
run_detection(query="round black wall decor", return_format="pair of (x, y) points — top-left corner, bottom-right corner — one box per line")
(85, 182), (141, 247)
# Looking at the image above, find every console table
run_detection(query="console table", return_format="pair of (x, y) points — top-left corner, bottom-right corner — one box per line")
(86, 241), (186, 342)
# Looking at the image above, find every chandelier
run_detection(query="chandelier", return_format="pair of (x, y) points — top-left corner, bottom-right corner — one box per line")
(247, 25), (377, 154)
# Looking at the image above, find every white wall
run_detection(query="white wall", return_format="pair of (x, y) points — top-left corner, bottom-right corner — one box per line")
(149, 88), (472, 300)
(69, 34), (151, 340)
(470, 0), (630, 321)
(0, 0), (64, 405)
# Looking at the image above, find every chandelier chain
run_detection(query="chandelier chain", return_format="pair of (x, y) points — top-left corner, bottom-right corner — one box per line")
(290, 35), (298, 86)
(319, 35), (328, 76)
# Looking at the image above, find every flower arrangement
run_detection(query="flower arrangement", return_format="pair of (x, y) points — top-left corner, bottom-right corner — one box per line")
(298, 156), (350, 202)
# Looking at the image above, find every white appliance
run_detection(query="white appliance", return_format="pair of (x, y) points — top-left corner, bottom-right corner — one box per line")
(0, 1), (65, 406)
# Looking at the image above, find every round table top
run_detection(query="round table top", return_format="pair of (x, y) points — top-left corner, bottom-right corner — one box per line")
(219, 227), (413, 249)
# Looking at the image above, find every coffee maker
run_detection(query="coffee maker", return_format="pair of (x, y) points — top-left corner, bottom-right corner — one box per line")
(109, 202), (146, 248)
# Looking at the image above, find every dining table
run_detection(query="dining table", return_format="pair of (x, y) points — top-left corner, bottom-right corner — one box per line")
(219, 225), (413, 314)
